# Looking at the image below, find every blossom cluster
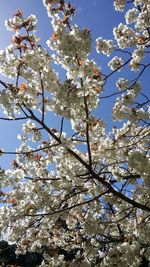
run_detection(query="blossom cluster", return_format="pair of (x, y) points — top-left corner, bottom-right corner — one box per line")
(114, 0), (126, 12)
(108, 56), (124, 71)
(96, 37), (115, 56)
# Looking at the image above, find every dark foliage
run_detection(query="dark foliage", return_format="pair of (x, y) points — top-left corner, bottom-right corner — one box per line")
(0, 240), (43, 267)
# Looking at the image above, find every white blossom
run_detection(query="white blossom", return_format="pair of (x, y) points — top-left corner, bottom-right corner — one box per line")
(125, 8), (138, 24)
(96, 37), (115, 56)
(108, 56), (124, 71)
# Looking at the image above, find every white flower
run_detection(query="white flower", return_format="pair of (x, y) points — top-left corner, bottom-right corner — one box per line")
(135, 10), (150, 32)
(96, 37), (115, 56)
(113, 23), (136, 48)
(125, 8), (138, 24)
(132, 46), (145, 61)
(130, 58), (140, 71)
(108, 56), (124, 71)
(114, 0), (126, 12)
(116, 78), (130, 90)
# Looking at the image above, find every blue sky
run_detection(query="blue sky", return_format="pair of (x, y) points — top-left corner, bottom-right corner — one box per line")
(0, 0), (148, 169)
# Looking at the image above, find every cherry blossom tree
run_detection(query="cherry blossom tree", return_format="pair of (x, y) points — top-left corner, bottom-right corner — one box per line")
(0, 0), (150, 266)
